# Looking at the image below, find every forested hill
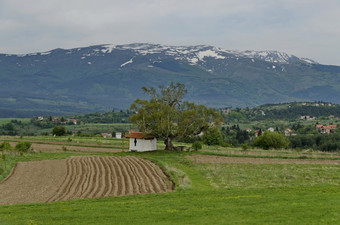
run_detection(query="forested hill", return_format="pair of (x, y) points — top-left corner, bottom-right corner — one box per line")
(1, 43), (340, 117)
(224, 102), (340, 121)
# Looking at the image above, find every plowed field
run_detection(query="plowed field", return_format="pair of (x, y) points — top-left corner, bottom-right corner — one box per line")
(0, 156), (173, 205)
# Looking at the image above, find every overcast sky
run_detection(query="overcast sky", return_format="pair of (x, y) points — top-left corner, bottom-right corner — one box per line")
(1, 0), (339, 65)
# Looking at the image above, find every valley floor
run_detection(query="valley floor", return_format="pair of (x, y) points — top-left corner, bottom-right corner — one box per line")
(0, 137), (340, 224)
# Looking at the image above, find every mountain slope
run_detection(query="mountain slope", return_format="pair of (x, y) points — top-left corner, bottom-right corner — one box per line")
(1, 43), (340, 117)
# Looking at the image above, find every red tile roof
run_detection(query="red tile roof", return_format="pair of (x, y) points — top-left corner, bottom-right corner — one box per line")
(125, 132), (145, 139)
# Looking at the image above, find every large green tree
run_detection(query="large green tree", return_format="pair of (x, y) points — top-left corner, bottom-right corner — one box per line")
(129, 82), (223, 150)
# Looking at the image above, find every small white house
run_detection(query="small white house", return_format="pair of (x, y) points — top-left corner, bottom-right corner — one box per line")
(125, 132), (157, 152)
(268, 127), (275, 132)
(115, 132), (122, 139)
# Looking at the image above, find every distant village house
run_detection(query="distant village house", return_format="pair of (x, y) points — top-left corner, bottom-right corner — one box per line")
(101, 133), (112, 138)
(315, 124), (337, 134)
(115, 132), (122, 139)
(300, 115), (315, 120)
(267, 127), (275, 132)
(284, 128), (296, 136)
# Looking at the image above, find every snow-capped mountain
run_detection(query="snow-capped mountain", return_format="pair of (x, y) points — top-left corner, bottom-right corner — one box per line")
(15, 43), (317, 68)
(0, 43), (339, 117)
(82, 43), (317, 64)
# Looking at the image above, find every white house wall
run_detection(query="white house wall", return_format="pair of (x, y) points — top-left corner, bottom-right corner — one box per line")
(141, 138), (157, 151)
(129, 138), (157, 152)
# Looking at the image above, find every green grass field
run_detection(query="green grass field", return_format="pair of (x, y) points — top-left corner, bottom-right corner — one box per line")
(0, 118), (30, 125)
(1, 141), (340, 224)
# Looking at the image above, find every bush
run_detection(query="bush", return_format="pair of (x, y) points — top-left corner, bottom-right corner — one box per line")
(191, 141), (203, 151)
(0, 141), (11, 151)
(202, 127), (223, 146)
(220, 142), (232, 148)
(241, 144), (249, 151)
(52, 126), (66, 136)
(15, 141), (32, 153)
(253, 132), (289, 150)
(319, 141), (340, 152)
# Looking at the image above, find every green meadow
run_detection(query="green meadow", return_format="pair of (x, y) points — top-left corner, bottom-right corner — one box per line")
(0, 118), (30, 125)
(1, 142), (340, 225)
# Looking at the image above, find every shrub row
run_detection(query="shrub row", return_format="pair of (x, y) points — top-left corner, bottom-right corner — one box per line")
(0, 141), (32, 153)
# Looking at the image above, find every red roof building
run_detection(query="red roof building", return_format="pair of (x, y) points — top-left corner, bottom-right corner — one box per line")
(125, 132), (157, 152)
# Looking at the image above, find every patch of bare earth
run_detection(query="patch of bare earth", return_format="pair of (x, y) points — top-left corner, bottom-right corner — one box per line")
(8, 142), (124, 153)
(30, 143), (123, 153)
(187, 154), (340, 165)
(0, 156), (173, 205)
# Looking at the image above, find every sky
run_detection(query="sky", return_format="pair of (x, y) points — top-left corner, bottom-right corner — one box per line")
(0, 0), (339, 65)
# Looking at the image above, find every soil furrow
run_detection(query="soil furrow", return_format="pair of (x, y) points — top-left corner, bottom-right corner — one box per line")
(126, 157), (149, 193)
(57, 157), (80, 201)
(79, 157), (91, 196)
(116, 157), (133, 195)
(99, 157), (112, 197)
(131, 156), (157, 193)
(46, 157), (75, 202)
(64, 158), (83, 200)
(111, 157), (125, 196)
(138, 158), (166, 192)
(123, 157), (140, 194)
(87, 156), (101, 198)
(125, 157), (146, 194)
(71, 157), (88, 199)
(80, 156), (96, 198)
(92, 156), (107, 198)
(107, 157), (119, 196)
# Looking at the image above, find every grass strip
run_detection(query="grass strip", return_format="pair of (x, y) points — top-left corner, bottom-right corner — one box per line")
(196, 150), (340, 160)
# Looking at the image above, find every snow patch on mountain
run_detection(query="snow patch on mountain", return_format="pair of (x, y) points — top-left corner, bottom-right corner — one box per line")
(120, 57), (134, 67)
(101, 44), (116, 53)
(242, 50), (294, 63)
(301, 58), (318, 64)
(187, 57), (199, 65)
(40, 51), (51, 56)
(196, 49), (225, 61)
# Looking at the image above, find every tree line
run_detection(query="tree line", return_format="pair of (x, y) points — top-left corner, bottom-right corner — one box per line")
(222, 102), (340, 122)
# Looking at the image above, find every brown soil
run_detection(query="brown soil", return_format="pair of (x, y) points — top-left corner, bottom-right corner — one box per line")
(8, 142), (124, 153)
(3, 138), (121, 147)
(30, 143), (123, 153)
(0, 156), (173, 205)
(187, 154), (340, 165)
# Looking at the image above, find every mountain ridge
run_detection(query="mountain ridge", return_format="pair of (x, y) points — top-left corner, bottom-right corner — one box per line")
(3, 43), (318, 66)
(1, 43), (339, 117)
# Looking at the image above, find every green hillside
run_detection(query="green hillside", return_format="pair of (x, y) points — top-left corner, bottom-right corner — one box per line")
(1, 44), (340, 117)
